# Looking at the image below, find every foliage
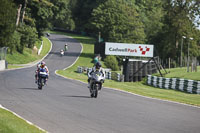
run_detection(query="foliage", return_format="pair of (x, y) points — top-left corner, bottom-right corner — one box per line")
(9, 31), (21, 54)
(151, 0), (200, 60)
(0, 0), (16, 48)
(89, 0), (146, 43)
(104, 55), (119, 71)
(135, 0), (165, 42)
(28, 0), (54, 37)
(69, 0), (107, 32)
(1, 0), (200, 65)
(16, 25), (38, 53)
(50, 0), (75, 30)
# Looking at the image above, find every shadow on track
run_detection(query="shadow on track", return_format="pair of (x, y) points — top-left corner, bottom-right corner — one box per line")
(18, 88), (39, 90)
(64, 95), (91, 98)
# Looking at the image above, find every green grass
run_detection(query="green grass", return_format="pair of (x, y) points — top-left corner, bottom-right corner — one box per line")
(157, 67), (200, 81)
(0, 108), (45, 133)
(7, 37), (51, 69)
(54, 31), (200, 106)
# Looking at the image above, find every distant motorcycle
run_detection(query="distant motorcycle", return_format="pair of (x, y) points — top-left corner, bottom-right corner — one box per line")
(60, 49), (64, 57)
(46, 33), (50, 37)
(89, 70), (104, 98)
(38, 68), (48, 90)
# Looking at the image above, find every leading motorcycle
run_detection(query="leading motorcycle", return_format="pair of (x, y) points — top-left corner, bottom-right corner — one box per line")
(89, 70), (104, 98)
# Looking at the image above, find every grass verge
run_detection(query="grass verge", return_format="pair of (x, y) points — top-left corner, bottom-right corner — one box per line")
(0, 108), (45, 133)
(54, 31), (200, 107)
(6, 37), (51, 69)
(157, 67), (200, 81)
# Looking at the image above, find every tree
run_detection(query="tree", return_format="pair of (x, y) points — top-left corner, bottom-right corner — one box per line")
(89, 0), (146, 43)
(50, 0), (75, 30)
(104, 55), (119, 71)
(135, 0), (165, 42)
(69, 0), (107, 32)
(27, 0), (54, 37)
(150, 0), (200, 61)
(0, 0), (16, 49)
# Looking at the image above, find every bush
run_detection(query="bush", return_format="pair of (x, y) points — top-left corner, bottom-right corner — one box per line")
(16, 25), (38, 53)
(104, 55), (119, 71)
(9, 31), (21, 54)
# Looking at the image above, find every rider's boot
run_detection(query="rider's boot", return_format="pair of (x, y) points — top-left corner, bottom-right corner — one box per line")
(35, 75), (38, 83)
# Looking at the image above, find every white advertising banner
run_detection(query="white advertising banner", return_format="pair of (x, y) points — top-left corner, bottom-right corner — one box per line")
(105, 42), (154, 57)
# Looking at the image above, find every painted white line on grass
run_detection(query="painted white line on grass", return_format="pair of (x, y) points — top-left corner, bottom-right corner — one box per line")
(0, 104), (48, 133)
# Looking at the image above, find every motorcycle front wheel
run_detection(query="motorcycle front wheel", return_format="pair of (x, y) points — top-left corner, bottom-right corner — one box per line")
(93, 84), (98, 98)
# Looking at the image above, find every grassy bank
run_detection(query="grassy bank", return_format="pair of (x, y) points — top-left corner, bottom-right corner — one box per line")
(6, 37), (51, 69)
(54, 31), (200, 106)
(158, 67), (200, 81)
(0, 108), (45, 133)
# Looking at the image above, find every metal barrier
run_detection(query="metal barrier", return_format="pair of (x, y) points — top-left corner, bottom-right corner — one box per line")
(147, 75), (200, 94)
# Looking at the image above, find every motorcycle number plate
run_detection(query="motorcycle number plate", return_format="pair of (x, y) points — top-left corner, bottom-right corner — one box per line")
(40, 72), (46, 75)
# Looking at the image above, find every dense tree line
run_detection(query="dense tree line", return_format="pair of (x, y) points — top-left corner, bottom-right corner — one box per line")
(0, 0), (200, 64)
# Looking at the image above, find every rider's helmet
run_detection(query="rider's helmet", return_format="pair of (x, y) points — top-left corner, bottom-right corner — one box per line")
(95, 61), (101, 70)
(41, 61), (46, 68)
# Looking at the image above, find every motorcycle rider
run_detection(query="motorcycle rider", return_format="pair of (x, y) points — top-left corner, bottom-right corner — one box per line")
(64, 43), (68, 51)
(60, 49), (64, 56)
(87, 61), (105, 90)
(35, 61), (49, 84)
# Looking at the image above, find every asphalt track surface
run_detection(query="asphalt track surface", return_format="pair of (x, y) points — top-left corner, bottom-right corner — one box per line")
(0, 34), (200, 133)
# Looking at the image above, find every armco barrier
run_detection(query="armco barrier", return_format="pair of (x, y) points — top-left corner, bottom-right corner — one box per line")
(147, 75), (200, 94)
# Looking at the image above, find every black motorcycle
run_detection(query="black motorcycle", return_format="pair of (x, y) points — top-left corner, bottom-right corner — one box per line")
(38, 71), (48, 90)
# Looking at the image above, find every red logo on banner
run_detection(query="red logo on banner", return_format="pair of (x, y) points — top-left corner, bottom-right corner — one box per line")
(139, 46), (150, 55)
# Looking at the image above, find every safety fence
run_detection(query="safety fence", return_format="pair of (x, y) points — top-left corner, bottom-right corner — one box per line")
(147, 75), (200, 94)
(77, 66), (124, 82)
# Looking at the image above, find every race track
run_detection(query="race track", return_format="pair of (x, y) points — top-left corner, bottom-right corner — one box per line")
(0, 34), (200, 133)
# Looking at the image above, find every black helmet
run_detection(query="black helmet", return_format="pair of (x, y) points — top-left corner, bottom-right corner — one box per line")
(95, 61), (101, 69)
